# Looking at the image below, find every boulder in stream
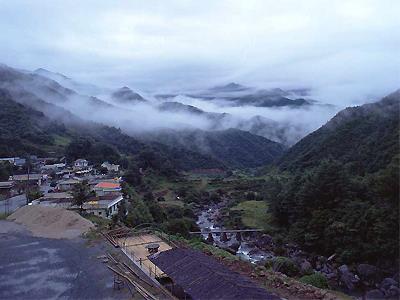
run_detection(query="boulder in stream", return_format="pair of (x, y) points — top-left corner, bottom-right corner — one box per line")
(338, 264), (360, 291)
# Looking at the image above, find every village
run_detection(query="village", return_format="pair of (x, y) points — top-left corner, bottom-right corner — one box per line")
(0, 155), (292, 300)
(0, 154), (397, 300)
(0, 156), (124, 218)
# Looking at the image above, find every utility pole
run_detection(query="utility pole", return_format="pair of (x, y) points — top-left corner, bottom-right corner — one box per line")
(25, 155), (30, 205)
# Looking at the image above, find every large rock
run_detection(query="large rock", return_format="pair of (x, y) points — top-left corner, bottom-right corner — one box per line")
(357, 264), (379, 286)
(255, 234), (273, 248)
(338, 264), (359, 291)
(385, 285), (400, 298)
(300, 260), (314, 275)
(365, 289), (385, 299)
(380, 277), (398, 290)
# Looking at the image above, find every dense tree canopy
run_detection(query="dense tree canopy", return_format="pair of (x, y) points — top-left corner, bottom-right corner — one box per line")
(269, 159), (399, 266)
(277, 92), (399, 174)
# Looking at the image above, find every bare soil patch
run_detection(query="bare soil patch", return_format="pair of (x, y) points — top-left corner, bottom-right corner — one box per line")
(7, 205), (94, 239)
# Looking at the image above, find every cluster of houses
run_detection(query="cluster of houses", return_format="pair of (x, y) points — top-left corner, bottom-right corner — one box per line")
(0, 157), (123, 219)
(37, 178), (124, 219)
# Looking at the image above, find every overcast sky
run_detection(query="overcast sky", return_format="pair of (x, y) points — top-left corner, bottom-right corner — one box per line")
(0, 0), (399, 104)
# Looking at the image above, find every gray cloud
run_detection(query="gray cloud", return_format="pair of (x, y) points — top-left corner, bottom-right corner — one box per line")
(0, 0), (399, 104)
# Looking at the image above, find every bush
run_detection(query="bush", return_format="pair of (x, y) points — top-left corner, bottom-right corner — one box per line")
(162, 218), (199, 238)
(299, 272), (329, 289)
(270, 256), (299, 276)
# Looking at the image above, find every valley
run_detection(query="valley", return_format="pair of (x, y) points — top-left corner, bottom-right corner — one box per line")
(0, 62), (398, 299)
(1, 2), (399, 299)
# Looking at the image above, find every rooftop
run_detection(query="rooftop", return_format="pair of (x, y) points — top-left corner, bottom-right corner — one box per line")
(149, 248), (279, 300)
(11, 174), (42, 181)
(58, 179), (81, 185)
(94, 182), (121, 189)
(84, 194), (123, 209)
(75, 159), (88, 163)
(0, 181), (14, 188)
(40, 192), (73, 201)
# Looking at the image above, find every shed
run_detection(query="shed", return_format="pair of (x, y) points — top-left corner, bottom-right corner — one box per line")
(149, 248), (279, 300)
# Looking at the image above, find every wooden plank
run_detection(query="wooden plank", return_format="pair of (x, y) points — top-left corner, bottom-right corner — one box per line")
(189, 229), (263, 234)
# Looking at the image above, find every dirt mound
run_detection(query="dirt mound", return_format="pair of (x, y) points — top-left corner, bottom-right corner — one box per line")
(7, 205), (94, 239)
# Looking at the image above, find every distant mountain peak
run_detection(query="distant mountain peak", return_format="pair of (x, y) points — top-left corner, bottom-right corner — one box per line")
(34, 68), (70, 80)
(111, 86), (146, 103)
(225, 82), (243, 89)
(119, 86), (132, 91)
(158, 101), (204, 114)
(210, 82), (250, 92)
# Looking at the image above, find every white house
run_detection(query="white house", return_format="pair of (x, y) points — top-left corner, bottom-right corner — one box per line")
(83, 194), (124, 219)
(101, 161), (120, 173)
(74, 159), (88, 169)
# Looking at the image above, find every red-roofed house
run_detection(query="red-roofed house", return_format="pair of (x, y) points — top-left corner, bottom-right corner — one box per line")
(94, 181), (121, 196)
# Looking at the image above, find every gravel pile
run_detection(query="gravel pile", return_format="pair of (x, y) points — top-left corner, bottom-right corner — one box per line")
(7, 205), (94, 239)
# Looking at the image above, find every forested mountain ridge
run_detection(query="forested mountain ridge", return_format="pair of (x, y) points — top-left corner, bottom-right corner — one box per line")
(276, 90), (400, 173)
(0, 89), (59, 156)
(0, 63), (288, 169)
(0, 88), (225, 171)
(140, 128), (286, 169)
(265, 90), (400, 268)
(0, 86), (282, 170)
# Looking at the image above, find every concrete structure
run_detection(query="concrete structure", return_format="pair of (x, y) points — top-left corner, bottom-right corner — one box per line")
(84, 194), (124, 218)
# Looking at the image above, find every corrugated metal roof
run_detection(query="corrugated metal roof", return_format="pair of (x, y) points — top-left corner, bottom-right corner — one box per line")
(149, 248), (279, 300)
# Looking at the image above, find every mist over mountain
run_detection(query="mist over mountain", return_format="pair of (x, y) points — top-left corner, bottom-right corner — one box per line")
(140, 128), (286, 169)
(0, 3), (399, 298)
(0, 63), (294, 169)
(111, 86), (148, 104)
(34, 68), (104, 96)
(277, 90), (400, 173)
(0, 63), (338, 147)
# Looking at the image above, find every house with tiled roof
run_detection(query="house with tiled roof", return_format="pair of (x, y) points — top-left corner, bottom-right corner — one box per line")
(94, 181), (121, 196)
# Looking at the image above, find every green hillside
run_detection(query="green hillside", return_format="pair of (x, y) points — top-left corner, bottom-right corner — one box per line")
(277, 91), (400, 174)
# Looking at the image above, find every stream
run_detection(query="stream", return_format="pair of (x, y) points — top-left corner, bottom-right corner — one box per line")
(196, 205), (274, 263)
(196, 205), (397, 299)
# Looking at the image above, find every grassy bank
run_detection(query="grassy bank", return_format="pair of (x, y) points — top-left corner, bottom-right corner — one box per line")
(230, 200), (272, 230)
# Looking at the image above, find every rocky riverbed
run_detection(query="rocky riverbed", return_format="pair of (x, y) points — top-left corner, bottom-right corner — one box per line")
(196, 203), (275, 261)
(195, 204), (400, 299)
